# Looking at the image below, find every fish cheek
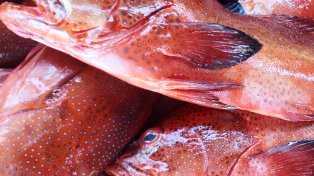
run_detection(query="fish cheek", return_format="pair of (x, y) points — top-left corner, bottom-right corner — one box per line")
(116, 0), (173, 28)
(57, 0), (116, 33)
(147, 134), (207, 175)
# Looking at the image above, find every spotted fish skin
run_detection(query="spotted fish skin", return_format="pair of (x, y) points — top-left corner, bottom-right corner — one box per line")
(0, 45), (158, 176)
(239, 0), (314, 18)
(106, 105), (314, 176)
(0, 0), (313, 121)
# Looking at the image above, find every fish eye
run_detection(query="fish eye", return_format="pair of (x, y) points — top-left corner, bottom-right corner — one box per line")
(143, 132), (157, 143)
(140, 128), (161, 146)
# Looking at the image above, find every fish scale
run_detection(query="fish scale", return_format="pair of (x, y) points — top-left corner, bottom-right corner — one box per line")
(0, 0), (313, 121)
(106, 105), (314, 175)
(0, 45), (158, 175)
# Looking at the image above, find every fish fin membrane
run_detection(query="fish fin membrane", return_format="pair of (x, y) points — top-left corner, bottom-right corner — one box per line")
(160, 78), (241, 109)
(248, 140), (314, 176)
(160, 22), (262, 70)
(219, 1), (245, 14)
(266, 15), (314, 34)
(281, 112), (314, 122)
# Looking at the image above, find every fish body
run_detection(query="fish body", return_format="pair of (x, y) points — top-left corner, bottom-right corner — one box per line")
(0, 0), (37, 68)
(106, 105), (314, 175)
(239, 0), (314, 18)
(0, 45), (157, 175)
(0, 0), (313, 121)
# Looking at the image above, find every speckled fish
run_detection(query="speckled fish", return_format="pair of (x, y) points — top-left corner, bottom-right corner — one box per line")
(106, 105), (314, 176)
(1, 0), (313, 121)
(0, 45), (157, 175)
(239, 0), (314, 18)
(0, 0), (37, 68)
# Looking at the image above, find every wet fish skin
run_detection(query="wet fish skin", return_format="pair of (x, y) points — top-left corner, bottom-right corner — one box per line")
(0, 0), (37, 68)
(0, 0), (313, 121)
(239, 0), (314, 18)
(106, 105), (314, 176)
(0, 45), (158, 176)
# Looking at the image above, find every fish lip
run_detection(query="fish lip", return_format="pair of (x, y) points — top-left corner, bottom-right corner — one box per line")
(123, 161), (154, 176)
(0, 2), (72, 46)
(107, 161), (153, 176)
(106, 163), (132, 176)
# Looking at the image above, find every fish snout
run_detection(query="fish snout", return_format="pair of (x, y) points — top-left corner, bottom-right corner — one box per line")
(0, 1), (73, 51)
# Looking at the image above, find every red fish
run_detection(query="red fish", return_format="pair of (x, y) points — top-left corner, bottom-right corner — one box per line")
(0, 0), (313, 121)
(0, 45), (157, 175)
(106, 105), (314, 176)
(0, 0), (37, 68)
(239, 0), (314, 18)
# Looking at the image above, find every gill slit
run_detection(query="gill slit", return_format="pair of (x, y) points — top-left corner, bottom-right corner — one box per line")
(195, 131), (209, 173)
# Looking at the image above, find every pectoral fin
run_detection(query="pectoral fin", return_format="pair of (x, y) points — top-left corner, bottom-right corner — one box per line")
(233, 140), (314, 176)
(157, 22), (262, 70)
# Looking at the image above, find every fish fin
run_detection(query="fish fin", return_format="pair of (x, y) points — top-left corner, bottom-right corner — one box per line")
(248, 140), (314, 176)
(280, 112), (314, 122)
(158, 22), (262, 70)
(160, 78), (241, 109)
(220, 1), (245, 14)
(268, 15), (314, 34)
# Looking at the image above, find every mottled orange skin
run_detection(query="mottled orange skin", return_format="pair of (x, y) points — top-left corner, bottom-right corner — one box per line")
(106, 105), (314, 176)
(0, 0), (313, 121)
(0, 45), (157, 175)
(239, 0), (314, 19)
(0, 0), (37, 68)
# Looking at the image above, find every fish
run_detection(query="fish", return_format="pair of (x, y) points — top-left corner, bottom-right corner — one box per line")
(239, 0), (314, 18)
(0, 0), (37, 68)
(106, 105), (314, 176)
(0, 0), (313, 121)
(0, 45), (158, 175)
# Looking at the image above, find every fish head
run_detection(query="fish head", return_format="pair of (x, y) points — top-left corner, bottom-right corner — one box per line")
(106, 115), (209, 175)
(0, 0), (116, 46)
(0, 0), (173, 48)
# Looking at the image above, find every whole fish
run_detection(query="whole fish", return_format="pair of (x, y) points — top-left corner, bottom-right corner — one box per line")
(0, 45), (157, 175)
(239, 0), (314, 18)
(0, 0), (37, 68)
(0, 0), (313, 121)
(106, 105), (314, 176)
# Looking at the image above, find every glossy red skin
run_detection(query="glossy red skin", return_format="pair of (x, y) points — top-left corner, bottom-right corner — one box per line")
(0, 45), (157, 175)
(0, 0), (313, 121)
(0, 68), (11, 86)
(239, 0), (314, 19)
(0, 0), (36, 68)
(106, 105), (314, 176)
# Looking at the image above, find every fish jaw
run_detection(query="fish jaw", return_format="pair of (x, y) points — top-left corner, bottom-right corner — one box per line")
(0, 2), (73, 49)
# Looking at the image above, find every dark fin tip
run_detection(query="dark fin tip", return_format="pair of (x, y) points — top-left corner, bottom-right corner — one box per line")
(209, 25), (263, 70)
(218, 0), (246, 14)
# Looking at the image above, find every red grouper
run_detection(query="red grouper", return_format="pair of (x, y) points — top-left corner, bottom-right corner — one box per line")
(106, 105), (314, 176)
(239, 0), (314, 19)
(0, 0), (37, 68)
(0, 45), (158, 175)
(0, 0), (313, 121)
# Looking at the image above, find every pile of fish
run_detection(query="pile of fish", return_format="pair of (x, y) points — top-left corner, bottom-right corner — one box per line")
(0, 0), (313, 175)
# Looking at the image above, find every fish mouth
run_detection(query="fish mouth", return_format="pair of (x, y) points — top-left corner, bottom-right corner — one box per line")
(106, 162), (153, 176)
(0, 2), (72, 46)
